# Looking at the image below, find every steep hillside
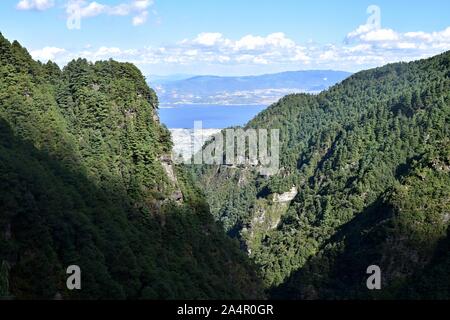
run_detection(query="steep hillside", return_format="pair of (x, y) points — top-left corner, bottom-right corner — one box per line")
(272, 146), (450, 299)
(192, 51), (450, 298)
(0, 33), (263, 299)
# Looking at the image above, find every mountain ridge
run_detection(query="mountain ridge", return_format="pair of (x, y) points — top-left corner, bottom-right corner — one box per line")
(0, 32), (264, 299)
(153, 70), (352, 105)
(191, 50), (450, 299)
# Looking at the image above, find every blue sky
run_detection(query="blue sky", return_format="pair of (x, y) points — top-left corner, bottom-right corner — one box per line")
(1, 0), (450, 76)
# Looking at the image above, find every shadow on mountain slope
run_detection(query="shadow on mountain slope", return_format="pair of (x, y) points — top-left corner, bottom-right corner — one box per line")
(271, 152), (450, 300)
(0, 118), (264, 299)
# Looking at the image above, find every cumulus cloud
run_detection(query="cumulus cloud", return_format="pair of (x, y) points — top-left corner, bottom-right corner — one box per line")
(30, 25), (450, 74)
(177, 32), (310, 66)
(193, 33), (226, 46)
(16, 0), (54, 11)
(132, 10), (148, 26)
(234, 33), (296, 51)
(66, 0), (154, 25)
(334, 17), (450, 71)
(346, 18), (400, 43)
(30, 47), (66, 61)
(360, 28), (399, 42)
(15, 1), (450, 74)
(346, 18), (450, 49)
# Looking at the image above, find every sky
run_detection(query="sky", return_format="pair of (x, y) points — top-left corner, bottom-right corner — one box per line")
(0, 0), (450, 76)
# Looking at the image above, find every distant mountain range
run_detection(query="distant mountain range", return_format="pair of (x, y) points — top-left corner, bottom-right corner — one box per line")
(148, 74), (195, 84)
(150, 70), (352, 106)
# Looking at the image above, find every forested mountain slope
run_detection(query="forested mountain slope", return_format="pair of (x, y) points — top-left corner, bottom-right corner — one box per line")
(192, 51), (450, 299)
(0, 33), (263, 299)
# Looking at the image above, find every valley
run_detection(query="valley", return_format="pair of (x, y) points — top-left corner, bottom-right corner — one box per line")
(0, 11), (449, 301)
(190, 52), (450, 299)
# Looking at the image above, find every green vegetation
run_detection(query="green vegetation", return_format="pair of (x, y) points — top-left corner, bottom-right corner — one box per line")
(0, 33), (263, 299)
(1, 30), (448, 300)
(192, 51), (450, 299)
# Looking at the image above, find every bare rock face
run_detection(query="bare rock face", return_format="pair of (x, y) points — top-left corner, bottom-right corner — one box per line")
(273, 186), (298, 203)
(238, 186), (300, 254)
(171, 190), (183, 202)
(160, 157), (177, 184)
(443, 213), (450, 224)
(124, 109), (136, 119)
(160, 155), (184, 203)
(152, 109), (160, 123)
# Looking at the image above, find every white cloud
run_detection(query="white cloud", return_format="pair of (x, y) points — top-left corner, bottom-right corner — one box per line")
(95, 46), (122, 56)
(346, 44), (372, 52)
(404, 27), (450, 44)
(30, 47), (66, 61)
(341, 21), (450, 69)
(253, 56), (269, 64)
(79, 1), (107, 18)
(264, 32), (296, 49)
(185, 49), (198, 56)
(396, 42), (417, 49)
(133, 0), (152, 11)
(319, 50), (337, 61)
(346, 24), (376, 40)
(29, 24), (450, 74)
(16, 0), (54, 11)
(15, 2), (450, 74)
(132, 10), (148, 25)
(360, 28), (399, 42)
(291, 48), (310, 62)
(404, 31), (433, 42)
(346, 21), (399, 43)
(193, 33), (225, 46)
(235, 54), (269, 64)
(233, 33), (295, 51)
(66, 0), (154, 26)
(346, 21), (450, 51)
(235, 35), (269, 50)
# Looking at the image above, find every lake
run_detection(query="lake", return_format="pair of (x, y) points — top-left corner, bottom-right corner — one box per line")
(158, 104), (267, 129)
